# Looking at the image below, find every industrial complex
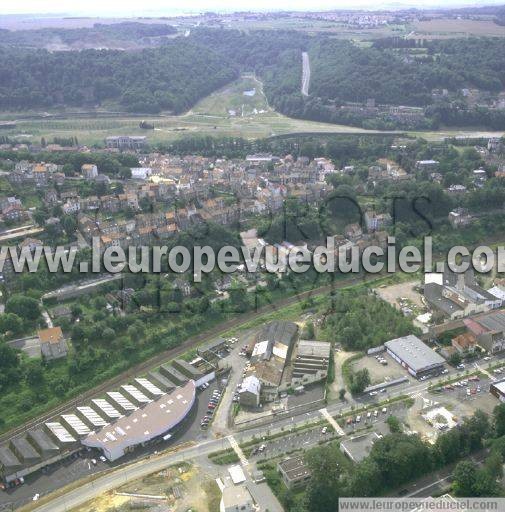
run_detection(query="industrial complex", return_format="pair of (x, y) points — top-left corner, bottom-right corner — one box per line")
(0, 357), (214, 483)
(385, 335), (446, 378)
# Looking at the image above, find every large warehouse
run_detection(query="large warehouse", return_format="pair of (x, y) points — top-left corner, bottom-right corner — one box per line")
(82, 380), (196, 461)
(385, 335), (445, 378)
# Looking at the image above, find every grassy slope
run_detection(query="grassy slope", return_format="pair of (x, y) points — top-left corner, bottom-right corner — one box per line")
(3, 74), (504, 146)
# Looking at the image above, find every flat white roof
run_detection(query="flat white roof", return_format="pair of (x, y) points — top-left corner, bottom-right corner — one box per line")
(107, 392), (137, 411)
(46, 422), (76, 443)
(91, 399), (122, 419)
(252, 340), (269, 358)
(228, 464), (246, 484)
(425, 273), (443, 285)
(272, 341), (288, 360)
(76, 406), (108, 427)
(60, 414), (91, 436)
(134, 378), (165, 397)
(121, 385), (152, 404)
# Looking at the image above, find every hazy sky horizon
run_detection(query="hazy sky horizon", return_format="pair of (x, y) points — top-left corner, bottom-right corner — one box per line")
(1, 0), (504, 16)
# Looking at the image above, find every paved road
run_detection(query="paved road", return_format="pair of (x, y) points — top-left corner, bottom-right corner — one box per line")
(301, 52), (310, 96)
(0, 271), (380, 445)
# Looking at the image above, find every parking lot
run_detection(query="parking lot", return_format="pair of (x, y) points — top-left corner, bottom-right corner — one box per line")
(431, 376), (498, 417)
(247, 425), (340, 462)
(353, 352), (413, 386)
(337, 399), (409, 432)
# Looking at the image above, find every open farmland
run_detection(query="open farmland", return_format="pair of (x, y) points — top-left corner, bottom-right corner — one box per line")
(409, 18), (505, 39)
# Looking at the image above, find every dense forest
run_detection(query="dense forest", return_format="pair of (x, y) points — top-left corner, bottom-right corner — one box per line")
(0, 38), (237, 113)
(264, 36), (505, 129)
(1, 26), (505, 129)
(0, 22), (177, 48)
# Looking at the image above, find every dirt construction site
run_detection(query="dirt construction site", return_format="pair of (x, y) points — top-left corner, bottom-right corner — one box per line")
(72, 462), (216, 512)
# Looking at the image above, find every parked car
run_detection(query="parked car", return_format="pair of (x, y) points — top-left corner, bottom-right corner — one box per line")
(321, 426), (328, 434)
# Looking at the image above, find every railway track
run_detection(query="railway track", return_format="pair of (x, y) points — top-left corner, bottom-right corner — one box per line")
(0, 272), (380, 444)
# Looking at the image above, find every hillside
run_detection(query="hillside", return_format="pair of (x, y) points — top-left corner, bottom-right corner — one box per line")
(0, 39), (238, 114)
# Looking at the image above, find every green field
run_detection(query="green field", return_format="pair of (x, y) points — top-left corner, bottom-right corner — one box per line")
(2, 75), (374, 146)
(2, 74), (504, 146)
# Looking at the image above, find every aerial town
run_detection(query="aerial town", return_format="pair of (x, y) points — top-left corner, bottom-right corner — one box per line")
(2, 2), (505, 512)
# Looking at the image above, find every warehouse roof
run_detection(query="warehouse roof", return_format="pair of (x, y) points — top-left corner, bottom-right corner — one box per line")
(134, 378), (165, 397)
(160, 364), (188, 386)
(83, 381), (195, 457)
(197, 337), (227, 355)
(385, 335), (444, 372)
(76, 406), (108, 428)
(120, 385), (152, 404)
(10, 437), (40, 461)
(259, 321), (298, 348)
(297, 340), (331, 359)
(46, 422), (76, 444)
(91, 399), (122, 419)
(0, 446), (21, 470)
(28, 429), (59, 454)
(106, 392), (137, 412)
(173, 359), (204, 380)
(148, 371), (176, 391)
(473, 310), (505, 333)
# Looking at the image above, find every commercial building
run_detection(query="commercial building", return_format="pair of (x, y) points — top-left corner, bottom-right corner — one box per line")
(490, 379), (505, 402)
(1, 374), (190, 483)
(424, 265), (501, 320)
(385, 335), (445, 378)
(228, 465), (246, 485)
(82, 380), (196, 461)
(172, 359), (215, 387)
(197, 337), (229, 360)
(464, 310), (505, 354)
(246, 321), (298, 402)
(291, 340), (331, 387)
(159, 363), (188, 386)
(340, 432), (381, 463)
(220, 485), (254, 512)
(105, 136), (146, 150)
(278, 456), (312, 489)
